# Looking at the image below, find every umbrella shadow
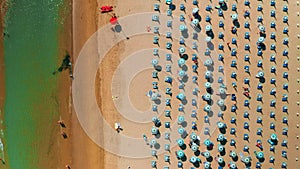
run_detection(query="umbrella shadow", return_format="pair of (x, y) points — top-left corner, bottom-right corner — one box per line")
(154, 143), (160, 150)
(181, 99), (188, 105)
(181, 54), (189, 60)
(207, 42), (215, 50)
(182, 75), (189, 83)
(154, 99), (161, 105)
(154, 65), (162, 71)
(233, 20), (240, 28)
(207, 111), (214, 117)
(115, 24), (122, 32)
(221, 3), (228, 11)
(206, 31), (215, 39)
(259, 77), (266, 83)
(182, 65), (188, 71)
(182, 30), (189, 38)
(169, 4), (176, 10)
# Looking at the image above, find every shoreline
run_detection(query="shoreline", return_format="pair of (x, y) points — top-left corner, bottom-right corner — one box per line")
(0, 0), (9, 168)
(52, 0), (73, 168)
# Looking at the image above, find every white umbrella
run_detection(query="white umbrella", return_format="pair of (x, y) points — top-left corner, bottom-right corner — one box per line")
(218, 99), (225, 107)
(178, 70), (186, 77)
(151, 59), (158, 66)
(218, 157), (224, 163)
(205, 71), (212, 78)
(204, 82), (211, 88)
(204, 105), (211, 112)
(243, 157), (251, 164)
(204, 59), (213, 66)
(178, 58), (186, 66)
(204, 162), (211, 169)
(257, 71), (264, 78)
(259, 25), (265, 31)
(219, 88), (226, 94)
(205, 25), (212, 31)
(203, 151), (210, 158)
(192, 19), (199, 26)
(205, 36), (212, 42)
(258, 37), (265, 43)
(230, 163), (237, 168)
(179, 24), (187, 31)
(178, 47), (186, 54)
(192, 8), (199, 14)
(204, 93), (211, 100)
(231, 14), (238, 20)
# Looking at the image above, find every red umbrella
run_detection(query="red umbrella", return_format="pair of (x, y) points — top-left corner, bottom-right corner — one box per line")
(110, 16), (118, 25)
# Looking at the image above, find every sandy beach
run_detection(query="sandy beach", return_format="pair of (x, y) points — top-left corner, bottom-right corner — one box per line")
(69, 0), (300, 168)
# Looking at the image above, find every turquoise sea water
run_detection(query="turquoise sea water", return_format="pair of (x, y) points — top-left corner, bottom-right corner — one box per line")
(4, 0), (63, 168)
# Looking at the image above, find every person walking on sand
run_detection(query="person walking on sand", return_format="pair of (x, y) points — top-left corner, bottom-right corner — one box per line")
(57, 120), (66, 128)
(65, 165), (71, 169)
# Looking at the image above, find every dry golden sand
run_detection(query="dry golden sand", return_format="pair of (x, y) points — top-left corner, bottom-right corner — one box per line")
(71, 0), (300, 168)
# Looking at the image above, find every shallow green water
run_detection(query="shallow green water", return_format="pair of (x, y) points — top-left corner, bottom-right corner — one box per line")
(4, 0), (63, 168)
